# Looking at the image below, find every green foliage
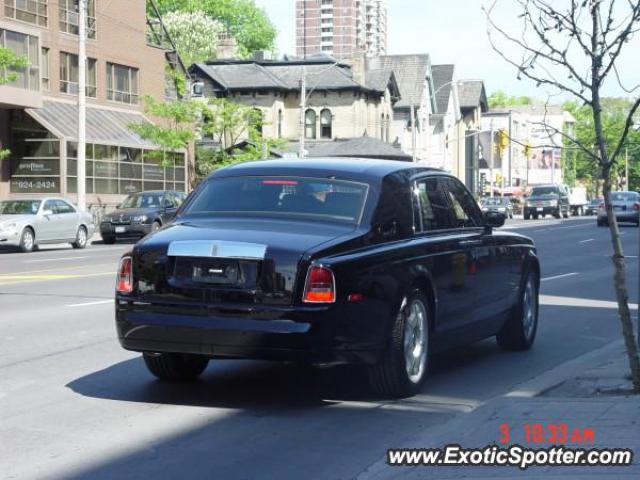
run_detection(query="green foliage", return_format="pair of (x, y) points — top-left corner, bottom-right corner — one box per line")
(488, 90), (535, 108)
(564, 98), (640, 193)
(0, 47), (28, 85)
(153, 0), (277, 57)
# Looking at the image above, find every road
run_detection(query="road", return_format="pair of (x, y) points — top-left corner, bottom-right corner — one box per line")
(0, 218), (638, 480)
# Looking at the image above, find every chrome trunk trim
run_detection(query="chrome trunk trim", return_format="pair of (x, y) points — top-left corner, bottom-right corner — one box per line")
(167, 240), (267, 260)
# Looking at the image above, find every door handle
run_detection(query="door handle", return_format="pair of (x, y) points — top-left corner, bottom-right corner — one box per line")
(459, 239), (483, 247)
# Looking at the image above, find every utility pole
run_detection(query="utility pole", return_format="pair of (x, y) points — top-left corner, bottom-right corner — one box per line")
(299, 65), (306, 158)
(625, 147), (629, 191)
(77, 0), (87, 211)
(410, 103), (417, 162)
(489, 121), (495, 198)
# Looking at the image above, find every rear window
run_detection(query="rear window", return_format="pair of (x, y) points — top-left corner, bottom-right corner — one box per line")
(184, 176), (369, 224)
(530, 186), (559, 196)
(611, 192), (638, 202)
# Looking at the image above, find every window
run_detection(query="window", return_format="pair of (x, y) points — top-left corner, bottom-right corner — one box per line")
(40, 47), (49, 90)
(413, 178), (455, 231)
(106, 62), (139, 105)
(305, 109), (317, 139)
(0, 29), (40, 91)
(441, 178), (483, 228)
(42, 199), (57, 213)
(59, 0), (96, 39)
(320, 109), (332, 139)
(53, 199), (75, 214)
(59, 52), (97, 97)
(185, 177), (369, 225)
(321, 46), (333, 52)
(5, 0), (48, 27)
(321, 27), (333, 33)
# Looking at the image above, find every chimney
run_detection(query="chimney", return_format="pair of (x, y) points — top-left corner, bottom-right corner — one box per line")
(349, 49), (367, 85)
(217, 30), (238, 58)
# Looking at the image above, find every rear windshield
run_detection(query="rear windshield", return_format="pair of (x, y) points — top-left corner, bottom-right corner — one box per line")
(184, 176), (369, 224)
(482, 198), (509, 206)
(611, 192), (638, 202)
(530, 186), (558, 196)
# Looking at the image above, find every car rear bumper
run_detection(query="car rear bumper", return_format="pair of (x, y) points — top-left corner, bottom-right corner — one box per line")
(115, 299), (385, 365)
(524, 206), (559, 215)
(598, 210), (639, 223)
(100, 223), (152, 238)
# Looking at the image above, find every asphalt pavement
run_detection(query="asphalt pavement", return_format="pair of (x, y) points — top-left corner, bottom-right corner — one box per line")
(0, 216), (638, 480)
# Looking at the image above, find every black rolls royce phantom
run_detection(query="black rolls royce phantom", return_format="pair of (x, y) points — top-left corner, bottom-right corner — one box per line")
(115, 159), (540, 398)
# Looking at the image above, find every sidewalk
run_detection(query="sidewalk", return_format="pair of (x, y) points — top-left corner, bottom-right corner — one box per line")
(359, 341), (640, 479)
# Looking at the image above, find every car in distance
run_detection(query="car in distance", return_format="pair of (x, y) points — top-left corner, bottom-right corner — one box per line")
(480, 196), (514, 219)
(115, 159), (540, 398)
(585, 198), (603, 216)
(0, 198), (94, 252)
(523, 184), (570, 220)
(100, 190), (187, 244)
(597, 191), (640, 227)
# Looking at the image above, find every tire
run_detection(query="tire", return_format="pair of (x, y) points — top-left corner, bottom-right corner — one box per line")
(102, 235), (116, 245)
(532, 213), (539, 220)
(597, 219), (607, 227)
(19, 227), (35, 253)
(72, 226), (88, 249)
(497, 269), (539, 351)
(368, 290), (430, 398)
(562, 209), (570, 219)
(143, 353), (209, 382)
(553, 209), (561, 219)
(524, 211), (531, 220)
(151, 221), (162, 233)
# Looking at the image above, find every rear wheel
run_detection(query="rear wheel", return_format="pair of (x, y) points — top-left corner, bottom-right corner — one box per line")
(143, 353), (209, 382)
(597, 218), (607, 227)
(368, 290), (430, 398)
(151, 221), (161, 233)
(497, 269), (539, 351)
(72, 226), (88, 249)
(553, 209), (561, 219)
(19, 227), (35, 253)
(524, 211), (531, 220)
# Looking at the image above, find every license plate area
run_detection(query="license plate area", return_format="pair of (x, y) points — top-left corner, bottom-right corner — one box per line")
(115, 226), (126, 233)
(173, 257), (258, 288)
(537, 207), (544, 212)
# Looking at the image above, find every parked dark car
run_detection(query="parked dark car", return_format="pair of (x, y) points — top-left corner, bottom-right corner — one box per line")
(597, 192), (640, 227)
(100, 191), (187, 244)
(523, 184), (570, 220)
(480, 196), (514, 219)
(115, 159), (540, 398)
(585, 198), (603, 216)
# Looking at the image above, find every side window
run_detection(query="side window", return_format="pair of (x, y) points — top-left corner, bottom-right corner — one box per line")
(441, 178), (483, 228)
(413, 178), (455, 231)
(54, 200), (76, 214)
(43, 200), (57, 214)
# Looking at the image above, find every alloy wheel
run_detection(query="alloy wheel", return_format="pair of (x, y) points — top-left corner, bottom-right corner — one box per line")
(403, 298), (428, 384)
(522, 276), (537, 340)
(23, 230), (34, 251)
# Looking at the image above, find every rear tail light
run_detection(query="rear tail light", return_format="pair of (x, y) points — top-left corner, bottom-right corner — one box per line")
(599, 203), (605, 210)
(634, 203), (640, 211)
(116, 256), (133, 294)
(303, 265), (336, 303)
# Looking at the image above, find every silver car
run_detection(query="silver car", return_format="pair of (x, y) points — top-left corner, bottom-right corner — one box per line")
(597, 192), (640, 227)
(0, 198), (95, 252)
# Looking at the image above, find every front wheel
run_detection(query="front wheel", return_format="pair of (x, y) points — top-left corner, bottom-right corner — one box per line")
(143, 353), (209, 382)
(368, 290), (430, 398)
(497, 269), (539, 351)
(19, 227), (35, 253)
(72, 226), (88, 249)
(524, 211), (531, 220)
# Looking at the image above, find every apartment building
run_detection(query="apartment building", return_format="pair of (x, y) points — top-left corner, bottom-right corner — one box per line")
(295, 0), (387, 59)
(0, 0), (186, 206)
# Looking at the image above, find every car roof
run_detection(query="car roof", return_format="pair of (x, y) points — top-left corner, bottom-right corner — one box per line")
(211, 158), (441, 183)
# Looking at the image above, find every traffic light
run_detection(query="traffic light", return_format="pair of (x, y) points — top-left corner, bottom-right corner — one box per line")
(524, 143), (532, 158)
(498, 129), (509, 152)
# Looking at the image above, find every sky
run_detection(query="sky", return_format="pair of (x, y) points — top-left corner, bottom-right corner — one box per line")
(253, 0), (640, 100)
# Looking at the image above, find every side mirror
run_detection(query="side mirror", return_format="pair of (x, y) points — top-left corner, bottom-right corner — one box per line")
(484, 211), (506, 229)
(42, 209), (54, 217)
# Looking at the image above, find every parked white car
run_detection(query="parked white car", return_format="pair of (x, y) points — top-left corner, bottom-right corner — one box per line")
(0, 198), (95, 253)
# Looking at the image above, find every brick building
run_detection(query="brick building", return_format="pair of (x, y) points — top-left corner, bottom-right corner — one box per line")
(0, 0), (186, 207)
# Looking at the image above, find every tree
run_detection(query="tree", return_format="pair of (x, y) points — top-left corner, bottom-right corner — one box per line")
(153, 0), (277, 57)
(488, 89), (535, 108)
(486, 0), (640, 392)
(162, 11), (223, 66)
(0, 47), (28, 160)
(129, 95), (203, 189)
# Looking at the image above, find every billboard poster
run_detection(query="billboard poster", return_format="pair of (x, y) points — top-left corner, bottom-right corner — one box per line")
(478, 131), (502, 169)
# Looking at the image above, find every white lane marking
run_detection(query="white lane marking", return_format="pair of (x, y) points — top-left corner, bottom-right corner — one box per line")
(24, 256), (88, 264)
(541, 272), (579, 282)
(541, 295), (638, 310)
(579, 239), (595, 244)
(66, 299), (114, 308)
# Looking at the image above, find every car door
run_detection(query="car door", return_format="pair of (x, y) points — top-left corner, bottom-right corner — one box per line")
(53, 200), (79, 240)
(38, 199), (60, 241)
(161, 193), (179, 224)
(412, 176), (477, 344)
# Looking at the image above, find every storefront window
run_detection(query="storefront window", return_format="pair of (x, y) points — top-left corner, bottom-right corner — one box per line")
(10, 128), (60, 193)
